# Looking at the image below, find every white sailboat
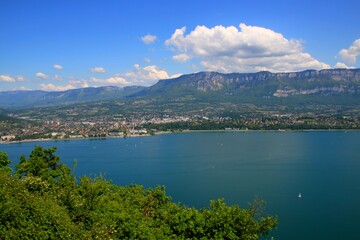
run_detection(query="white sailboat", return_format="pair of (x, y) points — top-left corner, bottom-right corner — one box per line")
(298, 193), (302, 198)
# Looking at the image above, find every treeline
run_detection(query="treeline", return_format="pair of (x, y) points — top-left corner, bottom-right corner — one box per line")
(142, 118), (360, 132)
(0, 147), (277, 239)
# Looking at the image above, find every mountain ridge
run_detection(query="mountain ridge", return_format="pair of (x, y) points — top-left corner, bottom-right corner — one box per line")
(0, 86), (145, 109)
(132, 68), (360, 101)
(1, 68), (360, 109)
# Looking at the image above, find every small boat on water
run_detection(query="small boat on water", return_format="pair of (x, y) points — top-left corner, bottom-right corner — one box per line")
(298, 193), (302, 198)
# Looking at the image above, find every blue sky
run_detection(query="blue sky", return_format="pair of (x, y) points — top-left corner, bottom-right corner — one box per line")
(1, 0), (359, 91)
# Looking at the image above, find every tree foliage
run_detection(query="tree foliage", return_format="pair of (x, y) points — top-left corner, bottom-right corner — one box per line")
(15, 146), (71, 183)
(0, 146), (277, 239)
(0, 151), (11, 174)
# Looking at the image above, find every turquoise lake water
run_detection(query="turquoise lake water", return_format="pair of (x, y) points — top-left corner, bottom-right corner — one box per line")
(1, 131), (360, 239)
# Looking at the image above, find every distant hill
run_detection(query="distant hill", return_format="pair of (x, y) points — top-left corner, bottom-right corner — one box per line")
(132, 69), (360, 106)
(1, 69), (360, 110)
(0, 86), (145, 109)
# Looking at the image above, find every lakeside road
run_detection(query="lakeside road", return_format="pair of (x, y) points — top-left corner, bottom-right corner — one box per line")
(1, 128), (359, 145)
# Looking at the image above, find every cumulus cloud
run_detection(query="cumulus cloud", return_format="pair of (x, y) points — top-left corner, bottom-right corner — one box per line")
(105, 77), (130, 85)
(66, 75), (131, 88)
(86, 64), (173, 86)
(0, 75), (25, 82)
(165, 23), (330, 72)
(141, 34), (157, 44)
(53, 64), (63, 70)
(39, 83), (75, 91)
(334, 62), (354, 69)
(36, 72), (49, 79)
(89, 76), (131, 86)
(170, 73), (182, 78)
(90, 67), (106, 73)
(62, 64), (175, 88)
(68, 80), (89, 88)
(123, 64), (170, 85)
(0, 75), (15, 82)
(172, 53), (192, 62)
(143, 65), (169, 80)
(338, 39), (360, 65)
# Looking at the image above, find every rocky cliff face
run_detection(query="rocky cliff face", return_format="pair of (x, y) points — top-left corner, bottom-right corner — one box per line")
(272, 86), (357, 97)
(270, 69), (360, 97)
(184, 69), (360, 87)
(271, 69), (360, 82)
(146, 68), (360, 97)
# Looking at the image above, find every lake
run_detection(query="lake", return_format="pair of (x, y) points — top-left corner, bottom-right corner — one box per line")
(1, 131), (360, 239)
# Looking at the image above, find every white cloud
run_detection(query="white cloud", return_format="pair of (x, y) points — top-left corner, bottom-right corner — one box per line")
(172, 53), (192, 62)
(65, 64), (174, 88)
(123, 64), (170, 85)
(105, 76), (130, 85)
(334, 62), (354, 69)
(170, 73), (182, 78)
(0, 75), (25, 82)
(165, 23), (330, 72)
(39, 83), (75, 91)
(87, 64), (172, 86)
(338, 39), (360, 65)
(0, 75), (15, 82)
(53, 64), (63, 70)
(90, 67), (106, 73)
(144, 58), (151, 63)
(36, 72), (49, 79)
(89, 76), (131, 86)
(68, 80), (89, 88)
(143, 65), (169, 80)
(141, 34), (157, 44)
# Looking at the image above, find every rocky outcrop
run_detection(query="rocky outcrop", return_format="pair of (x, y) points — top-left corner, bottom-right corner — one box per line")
(273, 85), (358, 97)
(133, 68), (360, 101)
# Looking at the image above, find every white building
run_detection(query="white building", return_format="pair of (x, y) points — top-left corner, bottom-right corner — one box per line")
(1, 135), (16, 141)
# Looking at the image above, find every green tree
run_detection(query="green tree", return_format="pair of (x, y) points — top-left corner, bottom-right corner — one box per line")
(0, 151), (11, 174)
(15, 146), (70, 183)
(0, 172), (81, 239)
(1, 146), (278, 239)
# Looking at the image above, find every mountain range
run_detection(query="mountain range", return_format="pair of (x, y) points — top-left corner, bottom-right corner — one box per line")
(1, 68), (360, 109)
(135, 69), (360, 104)
(0, 86), (145, 109)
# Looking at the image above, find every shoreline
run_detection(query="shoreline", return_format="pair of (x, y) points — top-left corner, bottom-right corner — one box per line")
(0, 133), (154, 145)
(1, 128), (359, 145)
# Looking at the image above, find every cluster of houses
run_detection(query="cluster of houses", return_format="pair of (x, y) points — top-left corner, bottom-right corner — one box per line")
(0, 135), (16, 142)
(0, 129), (149, 143)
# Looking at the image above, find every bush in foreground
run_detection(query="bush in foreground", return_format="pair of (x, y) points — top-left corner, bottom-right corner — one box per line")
(0, 146), (277, 239)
